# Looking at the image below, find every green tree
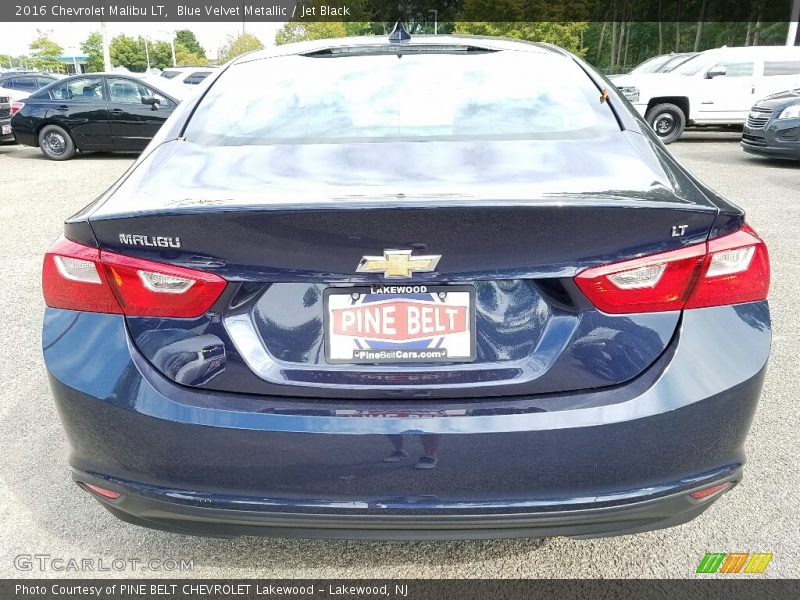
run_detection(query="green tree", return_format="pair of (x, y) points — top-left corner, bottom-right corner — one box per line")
(80, 32), (104, 72)
(453, 21), (588, 55)
(275, 22), (348, 45)
(275, 21), (379, 45)
(3, 55), (27, 69)
(175, 45), (209, 66)
(217, 33), (264, 63)
(150, 40), (173, 69)
(109, 35), (175, 71)
(29, 33), (64, 72)
(4, 55), (31, 69)
(453, 0), (588, 54)
(109, 34), (146, 71)
(175, 30), (206, 58)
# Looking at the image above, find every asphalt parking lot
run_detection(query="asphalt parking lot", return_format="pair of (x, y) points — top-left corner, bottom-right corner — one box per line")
(0, 132), (797, 579)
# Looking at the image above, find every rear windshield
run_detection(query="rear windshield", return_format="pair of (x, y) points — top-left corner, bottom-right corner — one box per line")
(185, 50), (620, 145)
(631, 55), (672, 74)
(184, 71), (211, 84)
(661, 53), (696, 72)
(675, 55), (709, 76)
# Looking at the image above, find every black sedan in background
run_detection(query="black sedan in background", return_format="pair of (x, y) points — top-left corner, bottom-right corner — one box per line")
(11, 74), (179, 160)
(0, 94), (12, 143)
(742, 88), (800, 160)
(0, 70), (59, 101)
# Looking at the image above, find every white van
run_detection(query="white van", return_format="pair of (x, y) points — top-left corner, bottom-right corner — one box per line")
(612, 46), (800, 143)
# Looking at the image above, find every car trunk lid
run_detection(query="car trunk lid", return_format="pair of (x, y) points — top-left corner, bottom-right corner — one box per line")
(82, 137), (718, 398)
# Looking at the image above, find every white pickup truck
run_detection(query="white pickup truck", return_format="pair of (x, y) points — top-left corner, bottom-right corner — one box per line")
(612, 45), (800, 143)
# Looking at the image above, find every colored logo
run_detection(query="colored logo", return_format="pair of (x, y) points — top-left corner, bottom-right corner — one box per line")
(696, 552), (773, 574)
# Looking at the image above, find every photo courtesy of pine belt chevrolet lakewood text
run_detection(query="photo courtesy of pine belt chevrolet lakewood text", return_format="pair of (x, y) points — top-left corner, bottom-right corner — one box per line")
(41, 26), (771, 540)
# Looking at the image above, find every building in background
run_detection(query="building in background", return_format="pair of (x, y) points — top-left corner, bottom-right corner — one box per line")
(57, 50), (88, 74)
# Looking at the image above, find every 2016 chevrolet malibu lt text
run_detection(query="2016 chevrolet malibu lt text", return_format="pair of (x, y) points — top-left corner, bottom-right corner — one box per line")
(42, 32), (771, 540)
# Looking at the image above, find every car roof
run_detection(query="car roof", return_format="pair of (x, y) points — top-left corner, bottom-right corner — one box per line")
(234, 34), (561, 65)
(55, 72), (168, 81)
(0, 71), (52, 78)
(698, 45), (800, 57)
(163, 66), (217, 72)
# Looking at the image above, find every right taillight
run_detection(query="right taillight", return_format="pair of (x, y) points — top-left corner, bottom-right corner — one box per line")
(575, 224), (769, 314)
(43, 237), (227, 318)
(10, 101), (24, 115)
(684, 225), (770, 309)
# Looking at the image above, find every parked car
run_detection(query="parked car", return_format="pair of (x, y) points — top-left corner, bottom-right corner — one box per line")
(160, 66), (217, 87)
(11, 73), (179, 160)
(42, 31), (771, 540)
(0, 93), (12, 143)
(741, 88), (800, 160)
(609, 52), (697, 80)
(0, 71), (59, 102)
(613, 45), (800, 143)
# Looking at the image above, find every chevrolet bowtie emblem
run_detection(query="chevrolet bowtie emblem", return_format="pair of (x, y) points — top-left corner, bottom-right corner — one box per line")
(356, 249), (441, 279)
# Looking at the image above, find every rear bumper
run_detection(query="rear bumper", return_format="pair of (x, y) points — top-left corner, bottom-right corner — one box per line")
(0, 118), (13, 143)
(44, 302), (770, 539)
(9, 115), (36, 146)
(742, 142), (800, 159)
(74, 469), (740, 540)
(12, 129), (36, 147)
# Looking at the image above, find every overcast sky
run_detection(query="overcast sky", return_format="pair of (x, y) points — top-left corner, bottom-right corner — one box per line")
(0, 21), (286, 59)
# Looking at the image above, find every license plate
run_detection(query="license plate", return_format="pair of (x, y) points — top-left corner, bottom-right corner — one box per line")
(1, 125), (10, 135)
(324, 285), (475, 364)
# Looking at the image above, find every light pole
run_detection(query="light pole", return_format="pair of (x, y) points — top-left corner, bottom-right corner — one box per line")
(157, 28), (177, 67)
(428, 9), (438, 35)
(143, 37), (151, 70)
(101, 21), (112, 71)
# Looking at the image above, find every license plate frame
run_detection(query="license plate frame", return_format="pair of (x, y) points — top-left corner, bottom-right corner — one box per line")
(1, 124), (11, 136)
(323, 284), (476, 364)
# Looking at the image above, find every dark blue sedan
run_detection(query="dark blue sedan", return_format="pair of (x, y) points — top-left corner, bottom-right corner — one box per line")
(41, 32), (771, 539)
(742, 88), (800, 160)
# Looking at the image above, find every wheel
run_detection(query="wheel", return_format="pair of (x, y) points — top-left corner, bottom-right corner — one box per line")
(38, 124), (76, 160)
(645, 103), (686, 144)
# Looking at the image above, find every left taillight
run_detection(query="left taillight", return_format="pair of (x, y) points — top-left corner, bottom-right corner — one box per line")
(43, 237), (227, 318)
(10, 101), (24, 115)
(575, 224), (769, 314)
